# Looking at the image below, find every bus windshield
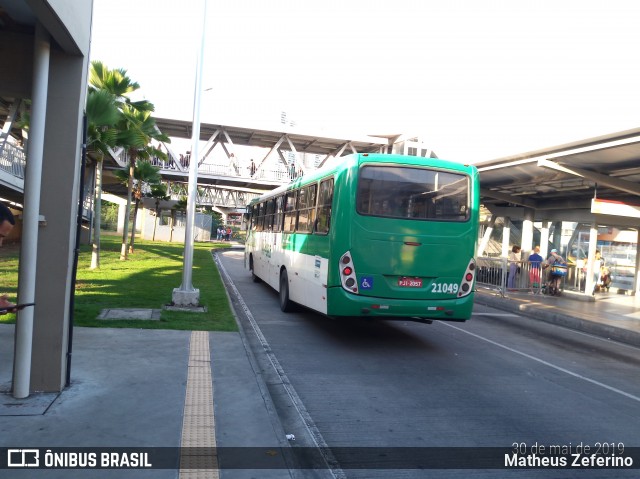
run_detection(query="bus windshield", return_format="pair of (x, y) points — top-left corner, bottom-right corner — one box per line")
(356, 165), (469, 221)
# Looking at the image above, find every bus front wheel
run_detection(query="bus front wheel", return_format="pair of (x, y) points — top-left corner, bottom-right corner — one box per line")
(279, 269), (296, 312)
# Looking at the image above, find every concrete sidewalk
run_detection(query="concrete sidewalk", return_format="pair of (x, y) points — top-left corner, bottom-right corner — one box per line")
(474, 287), (640, 347)
(0, 326), (292, 478)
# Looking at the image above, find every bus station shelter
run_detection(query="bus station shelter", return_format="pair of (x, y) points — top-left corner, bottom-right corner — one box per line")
(476, 128), (640, 297)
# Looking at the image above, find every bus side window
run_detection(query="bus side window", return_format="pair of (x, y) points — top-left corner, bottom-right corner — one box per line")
(265, 198), (276, 231)
(284, 191), (297, 233)
(297, 184), (317, 233)
(308, 184), (317, 233)
(297, 187), (309, 233)
(256, 203), (264, 232)
(248, 206), (255, 230)
(274, 195), (284, 232)
(261, 202), (268, 231)
(315, 178), (333, 235)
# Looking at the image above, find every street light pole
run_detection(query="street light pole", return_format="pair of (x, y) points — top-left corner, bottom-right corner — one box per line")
(172, 0), (208, 307)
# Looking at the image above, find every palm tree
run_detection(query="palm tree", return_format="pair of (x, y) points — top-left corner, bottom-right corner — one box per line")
(116, 104), (169, 257)
(88, 60), (169, 260)
(89, 61), (170, 260)
(89, 60), (154, 113)
(86, 88), (120, 269)
(114, 159), (162, 253)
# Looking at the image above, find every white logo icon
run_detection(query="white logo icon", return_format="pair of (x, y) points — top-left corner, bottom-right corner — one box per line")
(7, 449), (40, 467)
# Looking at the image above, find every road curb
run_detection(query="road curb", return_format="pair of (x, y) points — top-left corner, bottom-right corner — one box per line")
(474, 292), (640, 348)
(213, 250), (340, 477)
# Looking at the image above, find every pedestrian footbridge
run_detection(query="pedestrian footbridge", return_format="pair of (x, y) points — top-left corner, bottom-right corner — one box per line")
(1, 112), (411, 216)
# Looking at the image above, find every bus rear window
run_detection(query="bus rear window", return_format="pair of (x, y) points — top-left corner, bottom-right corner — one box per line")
(357, 165), (469, 221)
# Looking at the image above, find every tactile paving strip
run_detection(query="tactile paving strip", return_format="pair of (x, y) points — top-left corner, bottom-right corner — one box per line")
(179, 331), (219, 479)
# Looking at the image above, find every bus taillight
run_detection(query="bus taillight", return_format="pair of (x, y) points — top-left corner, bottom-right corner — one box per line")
(339, 251), (359, 294)
(458, 259), (476, 298)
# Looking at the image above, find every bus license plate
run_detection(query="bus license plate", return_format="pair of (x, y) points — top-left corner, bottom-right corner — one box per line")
(398, 277), (422, 288)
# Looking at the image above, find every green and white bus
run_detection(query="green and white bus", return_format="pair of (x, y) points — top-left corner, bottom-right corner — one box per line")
(245, 153), (479, 323)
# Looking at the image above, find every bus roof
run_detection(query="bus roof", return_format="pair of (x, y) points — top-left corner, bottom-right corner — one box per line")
(247, 153), (478, 206)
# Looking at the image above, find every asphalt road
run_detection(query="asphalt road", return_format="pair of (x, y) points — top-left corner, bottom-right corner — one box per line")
(217, 249), (640, 479)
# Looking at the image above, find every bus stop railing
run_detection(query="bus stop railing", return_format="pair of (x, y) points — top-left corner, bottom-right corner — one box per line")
(476, 256), (583, 297)
(476, 256), (508, 296)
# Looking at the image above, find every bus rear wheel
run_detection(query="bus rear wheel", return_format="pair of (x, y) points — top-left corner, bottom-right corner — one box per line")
(279, 269), (296, 312)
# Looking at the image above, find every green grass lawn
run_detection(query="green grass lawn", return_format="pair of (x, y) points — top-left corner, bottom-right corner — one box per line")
(1, 234), (238, 331)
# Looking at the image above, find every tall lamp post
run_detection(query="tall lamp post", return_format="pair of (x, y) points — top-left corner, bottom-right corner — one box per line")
(172, 0), (208, 307)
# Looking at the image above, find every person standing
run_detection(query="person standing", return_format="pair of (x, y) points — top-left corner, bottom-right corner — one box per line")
(507, 245), (521, 289)
(528, 246), (544, 290)
(543, 248), (566, 295)
(0, 203), (16, 313)
(592, 250), (604, 294)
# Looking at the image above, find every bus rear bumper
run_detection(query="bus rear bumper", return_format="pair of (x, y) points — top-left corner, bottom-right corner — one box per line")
(327, 288), (474, 321)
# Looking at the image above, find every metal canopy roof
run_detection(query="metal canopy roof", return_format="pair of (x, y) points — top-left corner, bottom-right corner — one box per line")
(153, 117), (391, 157)
(476, 127), (640, 217)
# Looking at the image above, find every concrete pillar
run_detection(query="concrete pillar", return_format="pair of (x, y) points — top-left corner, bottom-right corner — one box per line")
(540, 222), (551, 259)
(117, 203), (126, 233)
(584, 222), (598, 295)
(521, 208), (534, 256)
(139, 205), (147, 239)
(28, 45), (90, 392)
(13, 22), (50, 398)
(501, 218), (511, 258)
(551, 221), (563, 252)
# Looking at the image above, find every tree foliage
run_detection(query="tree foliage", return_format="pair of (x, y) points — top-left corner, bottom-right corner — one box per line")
(87, 60), (170, 259)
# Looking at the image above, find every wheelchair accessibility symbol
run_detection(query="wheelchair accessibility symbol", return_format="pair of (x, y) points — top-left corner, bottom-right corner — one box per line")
(360, 276), (373, 289)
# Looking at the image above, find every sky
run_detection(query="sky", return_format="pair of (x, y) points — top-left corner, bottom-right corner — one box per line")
(90, 0), (640, 163)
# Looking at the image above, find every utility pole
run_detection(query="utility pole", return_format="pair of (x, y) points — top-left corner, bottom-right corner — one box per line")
(172, 0), (208, 307)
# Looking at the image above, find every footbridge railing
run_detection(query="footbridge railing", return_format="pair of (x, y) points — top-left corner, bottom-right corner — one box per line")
(0, 142), (26, 179)
(148, 156), (294, 184)
(165, 182), (261, 208)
